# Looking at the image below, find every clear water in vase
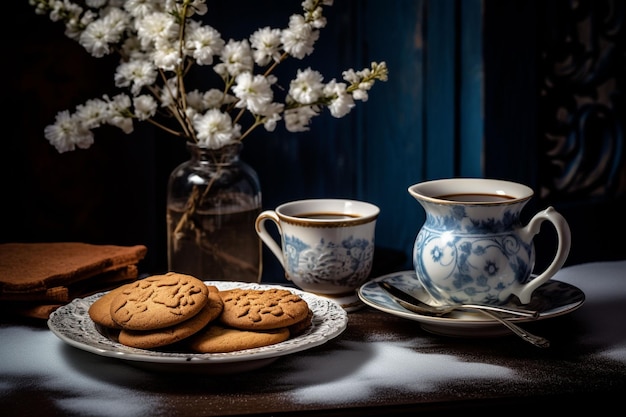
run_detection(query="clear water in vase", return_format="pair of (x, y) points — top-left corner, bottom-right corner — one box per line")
(166, 142), (262, 283)
(167, 203), (262, 283)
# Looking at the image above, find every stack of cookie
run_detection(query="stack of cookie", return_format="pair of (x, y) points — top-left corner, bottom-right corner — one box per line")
(89, 272), (312, 353)
(0, 242), (147, 319)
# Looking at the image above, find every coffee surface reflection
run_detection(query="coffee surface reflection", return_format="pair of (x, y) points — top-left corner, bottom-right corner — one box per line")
(435, 193), (516, 202)
(293, 212), (362, 220)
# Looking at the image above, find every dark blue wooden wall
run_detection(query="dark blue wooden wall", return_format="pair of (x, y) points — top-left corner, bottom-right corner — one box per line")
(16, 0), (477, 279)
(14, 1), (618, 281)
(237, 0), (485, 278)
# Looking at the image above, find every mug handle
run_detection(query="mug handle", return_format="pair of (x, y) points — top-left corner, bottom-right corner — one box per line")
(515, 206), (571, 304)
(255, 210), (288, 271)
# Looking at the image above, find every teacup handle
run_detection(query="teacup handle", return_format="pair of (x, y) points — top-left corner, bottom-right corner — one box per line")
(515, 206), (571, 304)
(255, 210), (288, 271)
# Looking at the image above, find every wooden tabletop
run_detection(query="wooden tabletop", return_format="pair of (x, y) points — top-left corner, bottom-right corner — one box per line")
(1, 261), (625, 416)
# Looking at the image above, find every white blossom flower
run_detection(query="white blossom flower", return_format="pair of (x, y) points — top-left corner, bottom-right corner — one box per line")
(105, 94), (134, 133)
(123, 0), (161, 19)
(281, 14), (318, 59)
(233, 73), (276, 114)
(174, 0), (208, 17)
(135, 12), (178, 50)
(260, 102), (285, 131)
(121, 36), (146, 60)
(159, 77), (179, 107)
(32, 0), (388, 152)
(78, 17), (117, 57)
(86, 0), (107, 8)
(214, 39), (254, 79)
(343, 62), (388, 102)
(186, 90), (206, 111)
(323, 80), (355, 118)
(188, 0), (208, 16)
(74, 98), (108, 129)
(250, 27), (283, 66)
(193, 109), (241, 148)
(302, 0), (328, 29)
(100, 7), (131, 39)
(203, 89), (231, 109)
(54, 5), (95, 40)
(184, 21), (224, 66)
(152, 37), (183, 71)
(114, 59), (158, 95)
(289, 68), (324, 104)
(133, 95), (158, 120)
(184, 106), (199, 122)
(44, 111), (95, 153)
(284, 106), (319, 132)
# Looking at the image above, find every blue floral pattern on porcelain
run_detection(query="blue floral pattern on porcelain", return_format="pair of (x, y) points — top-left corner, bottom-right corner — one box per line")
(409, 178), (571, 306)
(413, 201), (535, 305)
(283, 234), (374, 289)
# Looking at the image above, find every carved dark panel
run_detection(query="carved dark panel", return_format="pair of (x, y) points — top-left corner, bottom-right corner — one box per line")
(539, 0), (626, 200)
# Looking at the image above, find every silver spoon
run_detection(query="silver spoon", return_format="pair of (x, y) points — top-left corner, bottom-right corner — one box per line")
(378, 281), (540, 318)
(378, 281), (550, 348)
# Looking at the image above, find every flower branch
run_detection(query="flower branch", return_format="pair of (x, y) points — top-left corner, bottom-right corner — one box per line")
(31, 0), (387, 153)
(31, 0), (389, 281)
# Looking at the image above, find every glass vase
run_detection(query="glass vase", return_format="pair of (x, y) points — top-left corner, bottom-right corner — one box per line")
(166, 142), (262, 283)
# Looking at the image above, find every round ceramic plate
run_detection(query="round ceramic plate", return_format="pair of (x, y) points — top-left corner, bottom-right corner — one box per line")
(358, 271), (585, 337)
(314, 291), (365, 312)
(48, 282), (348, 374)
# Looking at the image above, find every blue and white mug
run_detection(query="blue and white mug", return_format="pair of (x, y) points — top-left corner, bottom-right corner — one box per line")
(409, 178), (571, 306)
(255, 199), (379, 295)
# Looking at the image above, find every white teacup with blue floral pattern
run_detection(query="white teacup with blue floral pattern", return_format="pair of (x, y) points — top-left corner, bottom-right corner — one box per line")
(255, 199), (379, 295)
(409, 178), (571, 306)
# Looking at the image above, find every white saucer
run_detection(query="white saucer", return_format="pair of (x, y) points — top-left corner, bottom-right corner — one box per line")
(358, 271), (585, 337)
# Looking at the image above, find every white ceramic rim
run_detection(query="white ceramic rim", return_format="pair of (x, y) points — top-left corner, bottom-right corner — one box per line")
(408, 178), (534, 205)
(275, 198), (380, 226)
(47, 282), (348, 368)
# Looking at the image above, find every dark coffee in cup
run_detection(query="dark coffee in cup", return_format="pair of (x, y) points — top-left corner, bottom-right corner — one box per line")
(293, 212), (362, 220)
(436, 193), (516, 202)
